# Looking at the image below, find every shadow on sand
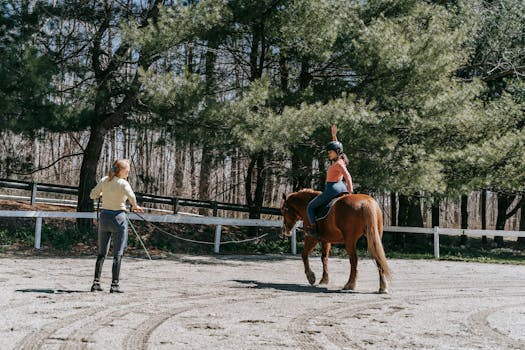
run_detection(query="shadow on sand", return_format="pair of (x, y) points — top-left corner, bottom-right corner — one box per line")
(232, 279), (378, 294)
(16, 288), (88, 294)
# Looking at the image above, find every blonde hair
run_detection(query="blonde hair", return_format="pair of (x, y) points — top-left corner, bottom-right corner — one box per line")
(108, 159), (130, 181)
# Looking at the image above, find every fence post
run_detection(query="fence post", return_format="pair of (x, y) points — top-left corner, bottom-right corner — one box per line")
(214, 225), (222, 254)
(212, 202), (218, 217)
(433, 226), (440, 259)
(30, 182), (38, 205)
(291, 226), (297, 255)
(35, 216), (42, 249)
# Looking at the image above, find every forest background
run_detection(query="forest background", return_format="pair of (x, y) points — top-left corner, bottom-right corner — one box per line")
(1, 0), (524, 246)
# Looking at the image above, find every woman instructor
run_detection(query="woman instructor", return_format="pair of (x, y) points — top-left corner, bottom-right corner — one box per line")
(89, 159), (143, 293)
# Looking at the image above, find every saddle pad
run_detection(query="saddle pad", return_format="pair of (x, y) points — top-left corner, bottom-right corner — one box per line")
(314, 193), (348, 221)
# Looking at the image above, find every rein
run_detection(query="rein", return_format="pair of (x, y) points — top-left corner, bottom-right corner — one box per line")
(130, 211), (270, 246)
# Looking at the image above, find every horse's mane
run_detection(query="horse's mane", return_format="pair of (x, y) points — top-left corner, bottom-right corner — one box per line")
(293, 189), (321, 200)
(283, 189), (320, 205)
(298, 189), (318, 194)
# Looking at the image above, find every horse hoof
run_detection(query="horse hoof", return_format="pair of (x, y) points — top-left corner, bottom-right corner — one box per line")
(378, 288), (389, 294)
(319, 278), (329, 285)
(342, 284), (356, 291)
(306, 272), (316, 285)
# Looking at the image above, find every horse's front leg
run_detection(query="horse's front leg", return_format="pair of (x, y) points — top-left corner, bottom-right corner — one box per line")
(319, 242), (331, 285)
(302, 235), (319, 285)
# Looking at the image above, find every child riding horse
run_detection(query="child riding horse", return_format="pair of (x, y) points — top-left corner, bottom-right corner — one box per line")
(306, 125), (353, 237)
(281, 126), (390, 293)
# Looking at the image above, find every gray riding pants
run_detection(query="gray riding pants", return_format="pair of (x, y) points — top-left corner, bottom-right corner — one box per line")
(98, 210), (128, 257)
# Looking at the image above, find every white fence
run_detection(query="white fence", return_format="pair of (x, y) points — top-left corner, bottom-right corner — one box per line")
(1, 210), (524, 257)
(0, 210), (284, 254)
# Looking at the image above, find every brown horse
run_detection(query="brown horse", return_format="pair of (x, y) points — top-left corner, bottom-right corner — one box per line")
(280, 190), (391, 293)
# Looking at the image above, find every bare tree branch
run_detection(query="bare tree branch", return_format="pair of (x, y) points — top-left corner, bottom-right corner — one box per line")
(13, 152), (84, 175)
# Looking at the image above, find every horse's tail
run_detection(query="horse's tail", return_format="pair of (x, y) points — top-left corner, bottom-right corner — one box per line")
(363, 199), (391, 279)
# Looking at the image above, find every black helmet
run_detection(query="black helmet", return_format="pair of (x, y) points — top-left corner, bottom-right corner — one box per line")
(326, 141), (343, 154)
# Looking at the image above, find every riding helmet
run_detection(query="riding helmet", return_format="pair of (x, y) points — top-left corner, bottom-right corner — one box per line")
(326, 141), (343, 154)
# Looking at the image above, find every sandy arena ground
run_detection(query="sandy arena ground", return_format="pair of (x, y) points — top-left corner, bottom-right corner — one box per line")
(0, 254), (524, 350)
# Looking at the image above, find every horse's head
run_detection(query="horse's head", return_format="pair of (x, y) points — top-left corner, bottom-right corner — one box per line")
(280, 193), (301, 237)
(280, 190), (319, 236)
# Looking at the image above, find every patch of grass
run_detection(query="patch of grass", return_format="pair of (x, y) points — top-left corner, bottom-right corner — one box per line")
(381, 233), (525, 264)
(0, 228), (34, 245)
(437, 255), (525, 265)
(41, 226), (95, 251)
(219, 236), (292, 255)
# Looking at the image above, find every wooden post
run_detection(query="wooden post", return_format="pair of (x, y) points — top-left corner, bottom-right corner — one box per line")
(30, 182), (38, 206)
(35, 217), (42, 249)
(433, 226), (440, 259)
(214, 225), (222, 254)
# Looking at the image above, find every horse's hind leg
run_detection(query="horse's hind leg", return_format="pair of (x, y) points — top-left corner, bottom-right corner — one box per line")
(302, 235), (319, 285)
(343, 238), (359, 291)
(376, 259), (389, 294)
(319, 242), (331, 285)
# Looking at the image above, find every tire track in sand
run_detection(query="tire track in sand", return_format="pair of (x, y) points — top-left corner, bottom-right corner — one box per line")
(123, 291), (285, 350)
(466, 302), (525, 350)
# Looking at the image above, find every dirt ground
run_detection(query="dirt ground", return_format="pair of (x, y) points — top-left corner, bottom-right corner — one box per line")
(0, 254), (524, 350)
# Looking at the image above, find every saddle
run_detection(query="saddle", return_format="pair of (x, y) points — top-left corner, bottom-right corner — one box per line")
(314, 193), (349, 222)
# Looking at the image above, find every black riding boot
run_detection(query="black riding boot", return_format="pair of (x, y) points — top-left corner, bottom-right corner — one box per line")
(110, 255), (124, 293)
(91, 255), (105, 292)
(307, 224), (319, 238)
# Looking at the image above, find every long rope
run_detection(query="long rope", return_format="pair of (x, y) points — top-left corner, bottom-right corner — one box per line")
(126, 215), (152, 260)
(131, 211), (269, 245)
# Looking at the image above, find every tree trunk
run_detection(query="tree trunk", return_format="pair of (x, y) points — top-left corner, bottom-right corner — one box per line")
(299, 58), (312, 90)
(481, 189), (487, 244)
(495, 193), (516, 247)
(390, 192), (397, 226)
(198, 144), (213, 215)
(431, 196), (440, 228)
(460, 194), (468, 245)
(519, 199), (525, 244)
(395, 194), (409, 247)
(245, 152), (266, 220)
(397, 193), (424, 248)
(77, 124), (107, 228)
(279, 54), (288, 91)
(189, 143), (197, 198)
(291, 147), (311, 191)
(398, 193), (423, 227)
(198, 40), (217, 215)
(430, 195), (440, 246)
(174, 142), (185, 196)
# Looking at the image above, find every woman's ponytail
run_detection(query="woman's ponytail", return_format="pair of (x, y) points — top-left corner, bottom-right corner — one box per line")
(108, 162), (118, 181)
(108, 159), (130, 181)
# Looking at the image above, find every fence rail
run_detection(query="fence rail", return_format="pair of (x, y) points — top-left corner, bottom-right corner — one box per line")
(1, 210), (525, 257)
(0, 178), (281, 216)
(0, 210), (284, 254)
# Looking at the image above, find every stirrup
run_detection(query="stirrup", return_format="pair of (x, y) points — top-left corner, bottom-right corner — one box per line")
(306, 224), (319, 238)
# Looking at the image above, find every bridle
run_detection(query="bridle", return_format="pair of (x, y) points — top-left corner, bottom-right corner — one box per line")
(281, 202), (300, 232)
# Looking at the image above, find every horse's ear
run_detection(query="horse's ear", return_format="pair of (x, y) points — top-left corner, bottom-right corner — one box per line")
(282, 193), (287, 201)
